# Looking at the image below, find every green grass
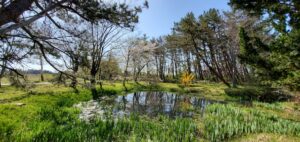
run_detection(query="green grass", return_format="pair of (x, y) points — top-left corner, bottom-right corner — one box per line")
(0, 85), (74, 102)
(252, 101), (300, 122)
(204, 104), (300, 142)
(0, 82), (198, 141)
(30, 113), (197, 142)
(26, 73), (55, 83)
(231, 133), (300, 142)
(0, 81), (299, 141)
(0, 89), (92, 140)
(0, 85), (198, 141)
(1, 73), (55, 85)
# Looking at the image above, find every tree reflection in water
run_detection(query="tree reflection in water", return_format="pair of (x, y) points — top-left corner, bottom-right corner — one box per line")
(77, 92), (221, 120)
(112, 92), (218, 118)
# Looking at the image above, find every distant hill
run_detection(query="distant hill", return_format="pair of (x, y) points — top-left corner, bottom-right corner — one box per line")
(25, 69), (55, 74)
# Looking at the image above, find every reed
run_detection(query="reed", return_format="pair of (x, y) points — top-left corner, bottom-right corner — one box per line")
(204, 104), (300, 142)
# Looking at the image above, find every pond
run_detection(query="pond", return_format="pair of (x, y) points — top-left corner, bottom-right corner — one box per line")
(75, 91), (223, 121)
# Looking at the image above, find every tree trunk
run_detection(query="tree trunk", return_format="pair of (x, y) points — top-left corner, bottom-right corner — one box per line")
(90, 75), (98, 99)
(123, 53), (130, 91)
(195, 56), (204, 80)
(191, 38), (231, 87)
(0, 62), (7, 88)
(70, 60), (79, 92)
(40, 54), (44, 82)
(202, 59), (231, 87)
(184, 50), (192, 73)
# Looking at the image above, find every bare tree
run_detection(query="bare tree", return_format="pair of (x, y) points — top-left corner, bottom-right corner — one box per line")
(0, 0), (147, 87)
(82, 21), (125, 96)
(0, 34), (32, 87)
(120, 37), (139, 91)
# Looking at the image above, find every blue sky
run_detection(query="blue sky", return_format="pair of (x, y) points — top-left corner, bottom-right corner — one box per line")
(136, 0), (231, 38)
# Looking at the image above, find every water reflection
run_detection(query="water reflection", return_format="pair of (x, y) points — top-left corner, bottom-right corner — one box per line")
(76, 92), (220, 120)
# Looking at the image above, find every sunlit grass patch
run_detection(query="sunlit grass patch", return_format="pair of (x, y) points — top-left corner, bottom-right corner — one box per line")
(31, 114), (198, 142)
(204, 104), (300, 142)
(231, 133), (300, 142)
(0, 86), (27, 100)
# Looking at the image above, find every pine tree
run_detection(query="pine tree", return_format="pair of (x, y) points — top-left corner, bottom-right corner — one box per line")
(231, 0), (300, 90)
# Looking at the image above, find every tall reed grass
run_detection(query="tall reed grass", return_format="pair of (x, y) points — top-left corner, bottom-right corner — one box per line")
(204, 104), (300, 142)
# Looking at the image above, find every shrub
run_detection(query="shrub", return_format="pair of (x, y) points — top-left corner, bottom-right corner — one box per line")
(169, 87), (181, 92)
(92, 89), (118, 99)
(184, 88), (201, 93)
(225, 86), (292, 102)
(56, 96), (75, 107)
(180, 72), (195, 87)
(225, 87), (262, 100)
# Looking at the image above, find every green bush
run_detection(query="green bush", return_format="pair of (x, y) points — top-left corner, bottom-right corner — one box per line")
(225, 87), (262, 100)
(225, 87), (292, 102)
(169, 87), (181, 92)
(204, 104), (300, 142)
(184, 88), (201, 93)
(56, 96), (75, 107)
(99, 89), (117, 96)
(92, 89), (118, 99)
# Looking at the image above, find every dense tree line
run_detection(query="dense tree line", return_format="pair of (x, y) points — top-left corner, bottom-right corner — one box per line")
(0, 0), (299, 93)
(121, 9), (266, 88)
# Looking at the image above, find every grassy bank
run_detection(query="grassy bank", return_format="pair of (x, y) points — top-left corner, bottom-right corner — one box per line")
(0, 82), (202, 141)
(0, 82), (299, 141)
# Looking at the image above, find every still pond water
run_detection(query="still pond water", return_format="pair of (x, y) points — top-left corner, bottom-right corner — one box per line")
(75, 91), (223, 120)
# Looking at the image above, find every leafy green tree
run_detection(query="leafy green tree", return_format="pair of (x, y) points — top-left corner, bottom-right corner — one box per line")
(230, 0), (300, 90)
